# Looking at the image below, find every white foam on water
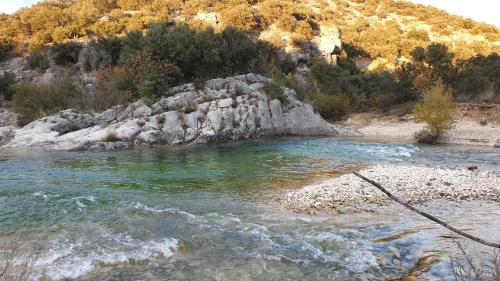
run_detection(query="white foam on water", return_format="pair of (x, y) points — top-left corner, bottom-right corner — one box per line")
(360, 144), (419, 161)
(32, 191), (48, 199)
(344, 249), (378, 272)
(126, 201), (196, 219)
(28, 233), (178, 281)
(69, 196), (97, 211)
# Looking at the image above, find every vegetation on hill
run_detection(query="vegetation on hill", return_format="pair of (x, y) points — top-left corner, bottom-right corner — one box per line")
(0, 0), (498, 61)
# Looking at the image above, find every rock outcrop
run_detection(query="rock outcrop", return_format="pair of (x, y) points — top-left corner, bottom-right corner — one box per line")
(0, 74), (356, 151)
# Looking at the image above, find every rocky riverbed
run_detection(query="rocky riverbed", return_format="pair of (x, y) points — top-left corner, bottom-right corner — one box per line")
(0, 74), (356, 151)
(277, 165), (500, 215)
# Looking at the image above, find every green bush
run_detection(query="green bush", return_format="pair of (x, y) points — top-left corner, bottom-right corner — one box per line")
(11, 75), (86, 126)
(278, 56), (296, 75)
(50, 42), (83, 65)
(413, 81), (454, 140)
(89, 36), (122, 65)
(271, 69), (309, 100)
(27, 51), (50, 70)
(0, 72), (16, 100)
(119, 23), (276, 97)
(313, 91), (350, 120)
(263, 81), (286, 103)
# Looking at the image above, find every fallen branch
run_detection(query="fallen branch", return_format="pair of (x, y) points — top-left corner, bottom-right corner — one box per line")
(352, 171), (500, 249)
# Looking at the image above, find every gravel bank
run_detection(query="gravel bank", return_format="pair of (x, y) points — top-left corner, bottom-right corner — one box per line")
(277, 165), (500, 214)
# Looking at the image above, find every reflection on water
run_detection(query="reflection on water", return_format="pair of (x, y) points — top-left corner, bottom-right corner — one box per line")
(0, 137), (499, 280)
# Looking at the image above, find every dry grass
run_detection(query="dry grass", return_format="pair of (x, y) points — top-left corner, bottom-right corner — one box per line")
(450, 239), (500, 281)
(0, 237), (40, 281)
(103, 131), (120, 142)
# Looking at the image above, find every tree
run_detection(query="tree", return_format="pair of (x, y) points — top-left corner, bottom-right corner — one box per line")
(413, 81), (454, 142)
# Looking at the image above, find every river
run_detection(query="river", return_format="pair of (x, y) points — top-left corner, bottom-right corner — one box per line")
(0, 137), (499, 280)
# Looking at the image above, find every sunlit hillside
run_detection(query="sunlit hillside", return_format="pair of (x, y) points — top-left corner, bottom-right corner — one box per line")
(1, 0), (499, 64)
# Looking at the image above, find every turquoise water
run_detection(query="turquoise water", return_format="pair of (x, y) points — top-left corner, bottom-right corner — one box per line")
(0, 137), (499, 280)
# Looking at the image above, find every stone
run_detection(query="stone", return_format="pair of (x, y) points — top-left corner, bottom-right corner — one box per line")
(0, 110), (18, 127)
(204, 78), (225, 91)
(96, 105), (126, 125)
(167, 83), (196, 95)
(117, 100), (152, 121)
(152, 91), (199, 114)
(0, 126), (15, 145)
(135, 129), (164, 145)
(245, 73), (267, 84)
(161, 111), (185, 144)
(88, 141), (133, 151)
(0, 74), (357, 151)
(218, 98), (233, 109)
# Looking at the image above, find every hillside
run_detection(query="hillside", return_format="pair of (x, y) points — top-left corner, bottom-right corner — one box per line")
(0, 0), (499, 64)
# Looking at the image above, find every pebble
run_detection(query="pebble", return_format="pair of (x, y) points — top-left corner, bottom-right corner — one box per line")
(277, 165), (500, 214)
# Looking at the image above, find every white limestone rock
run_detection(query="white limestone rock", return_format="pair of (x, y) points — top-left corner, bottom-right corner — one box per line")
(0, 74), (357, 151)
(0, 126), (15, 145)
(117, 100), (152, 121)
(152, 91), (199, 114)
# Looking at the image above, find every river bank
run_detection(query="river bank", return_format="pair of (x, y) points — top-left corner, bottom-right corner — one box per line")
(277, 164), (500, 215)
(339, 103), (500, 147)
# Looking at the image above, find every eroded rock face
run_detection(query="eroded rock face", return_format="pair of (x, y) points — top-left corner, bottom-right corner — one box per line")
(0, 74), (357, 151)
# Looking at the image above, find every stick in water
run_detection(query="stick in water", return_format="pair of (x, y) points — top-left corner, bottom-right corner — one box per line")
(352, 171), (500, 248)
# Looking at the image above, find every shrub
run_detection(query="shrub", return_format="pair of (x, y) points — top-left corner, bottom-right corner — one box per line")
(0, 72), (16, 100)
(0, 36), (14, 59)
(271, 69), (309, 100)
(103, 131), (120, 142)
(11, 74), (87, 126)
(93, 67), (133, 111)
(11, 83), (64, 126)
(218, 3), (258, 32)
(50, 42), (83, 65)
(27, 51), (50, 70)
(313, 91), (350, 120)
(119, 23), (276, 96)
(279, 56), (296, 75)
(263, 81), (286, 103)
(310, 61), (352, 95)
(89, 36), (122, 65)
(413, 81), (454, 140)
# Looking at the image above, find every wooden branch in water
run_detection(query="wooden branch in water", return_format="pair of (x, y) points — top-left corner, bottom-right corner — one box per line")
(352, 171), (500, 249)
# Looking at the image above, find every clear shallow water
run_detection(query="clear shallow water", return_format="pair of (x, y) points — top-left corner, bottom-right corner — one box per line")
(0, 137), (499, 280)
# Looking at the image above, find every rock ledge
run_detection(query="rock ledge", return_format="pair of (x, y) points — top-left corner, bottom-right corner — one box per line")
(0, 74), (356, 151)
